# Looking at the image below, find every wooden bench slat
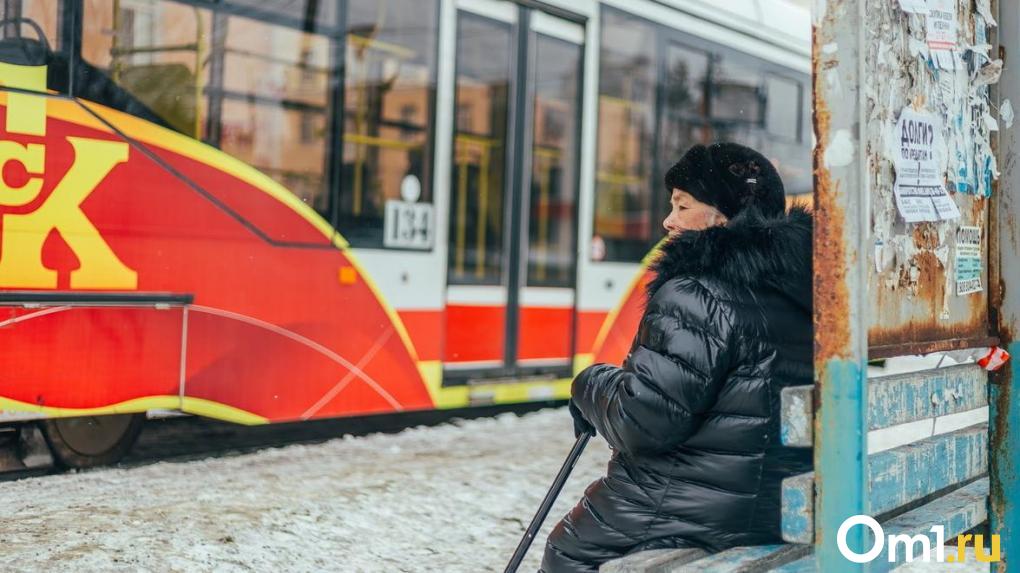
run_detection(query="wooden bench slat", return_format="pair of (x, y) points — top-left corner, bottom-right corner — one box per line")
(670, 545), (806, 572)
(773, 478), (989, 572)
(782, 424), (988, 543)
(598, 478), (989, 572)
(599, 548), (708, 573)
(781, 364), (988, 447)
(780, 472), (814, 545)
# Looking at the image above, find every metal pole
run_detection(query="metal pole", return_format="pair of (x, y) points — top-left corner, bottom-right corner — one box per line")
(504, 432), (590, 573)
(813, 0), (869, 570)
(992, 1), (1019, 569)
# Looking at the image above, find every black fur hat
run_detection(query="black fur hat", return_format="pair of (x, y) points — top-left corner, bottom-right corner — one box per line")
(663, 142), (785, 218)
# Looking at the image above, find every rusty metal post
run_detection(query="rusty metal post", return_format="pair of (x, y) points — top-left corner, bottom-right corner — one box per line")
(813, 0), (869, 571)
(993, 1), (1019, 569)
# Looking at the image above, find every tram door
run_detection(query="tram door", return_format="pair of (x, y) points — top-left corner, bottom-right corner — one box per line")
(444, 0), (584, 384)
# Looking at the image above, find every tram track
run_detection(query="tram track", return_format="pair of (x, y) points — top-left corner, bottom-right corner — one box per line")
(0, 401), (563, 482)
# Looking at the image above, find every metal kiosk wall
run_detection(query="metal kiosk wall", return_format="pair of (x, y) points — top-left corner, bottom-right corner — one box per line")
(815, 0), (1010, 571)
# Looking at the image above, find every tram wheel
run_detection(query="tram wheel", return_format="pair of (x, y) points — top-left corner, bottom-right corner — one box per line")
(40, 414), (144, 469)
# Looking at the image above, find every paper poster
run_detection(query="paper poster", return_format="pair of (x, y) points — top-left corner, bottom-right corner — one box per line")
(976, 0), (997, 28)
(956, 226), (983, 295)
(898, 0), (928, 13)
(1002, 99), (1014, 129)
(926, 0), (957, 50)
(893, 107), (961, 223)
(931, 49), (960, 71)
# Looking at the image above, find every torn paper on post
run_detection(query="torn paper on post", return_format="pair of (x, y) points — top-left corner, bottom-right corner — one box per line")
(899, 0), (928, 13)
(1002, 99), (1015, 129)
(956, 226), (983, 295)
(909, 36), (930, 60)
(974, 59), (1003, 87)
(976, 0), (997, 28)
(926, 0), (957, 50)
(893, 107), (961, 223)
(932, 49), (959, 70)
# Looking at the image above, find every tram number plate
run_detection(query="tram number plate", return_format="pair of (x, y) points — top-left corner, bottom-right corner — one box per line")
(384, 200), (434, 250)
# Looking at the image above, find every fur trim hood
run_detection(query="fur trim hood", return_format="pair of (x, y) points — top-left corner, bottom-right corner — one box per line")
(647, 205), (813, 312)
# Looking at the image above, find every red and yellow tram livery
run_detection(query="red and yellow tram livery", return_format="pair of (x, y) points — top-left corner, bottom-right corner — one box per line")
(0, 0), (810, 466)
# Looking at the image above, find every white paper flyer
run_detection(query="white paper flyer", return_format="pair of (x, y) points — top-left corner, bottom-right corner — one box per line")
(892, 107), (961, 223)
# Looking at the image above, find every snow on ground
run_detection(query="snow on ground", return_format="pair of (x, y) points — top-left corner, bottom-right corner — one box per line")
(0, 408), (607, 572)
(0, 408), (990, 572)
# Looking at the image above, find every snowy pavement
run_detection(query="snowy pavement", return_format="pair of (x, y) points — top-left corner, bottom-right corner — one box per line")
(0, 408), (989, 572)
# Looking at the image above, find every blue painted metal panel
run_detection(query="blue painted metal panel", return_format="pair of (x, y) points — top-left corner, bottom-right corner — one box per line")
(868, 365), (987, 431)
(815, 358), (868, 572)
(775, 478), (988, 572)
(995, 1), (1020, 568)
(783, 424), (988, 542)
(781, 365), (986, 448)
(872, 479), (989, 572)
(990, 343), (1020, 573)
(782, 472), (814, 543)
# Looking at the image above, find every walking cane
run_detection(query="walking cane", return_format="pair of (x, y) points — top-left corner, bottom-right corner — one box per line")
(504, 431), (592, 573)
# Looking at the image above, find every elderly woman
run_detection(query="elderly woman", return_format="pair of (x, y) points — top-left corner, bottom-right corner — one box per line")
(541, 143), (814, 573)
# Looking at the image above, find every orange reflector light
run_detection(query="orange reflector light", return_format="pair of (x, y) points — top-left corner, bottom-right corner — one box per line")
(338, 267), (358, 285)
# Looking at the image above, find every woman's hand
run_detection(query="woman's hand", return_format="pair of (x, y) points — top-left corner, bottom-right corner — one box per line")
(569, 399), (595, 438)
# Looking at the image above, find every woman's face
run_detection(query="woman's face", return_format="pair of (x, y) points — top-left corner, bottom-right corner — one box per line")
(662, 188), (728, 237)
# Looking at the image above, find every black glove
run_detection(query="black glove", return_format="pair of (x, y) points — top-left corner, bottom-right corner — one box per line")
(568, 399), (595, 438)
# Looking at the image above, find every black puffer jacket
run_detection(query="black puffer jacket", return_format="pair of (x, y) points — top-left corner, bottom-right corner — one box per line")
(542, 206), (814, 573)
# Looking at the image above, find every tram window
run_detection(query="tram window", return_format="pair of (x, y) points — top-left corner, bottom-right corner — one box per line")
(81, 0), (213, 139)
(592, 6), (657, 263)
(0, 0), (60, 71)
(789, 80), (813, 197)
(217, 14), (333, 216)
(657, 43), (710, 226)
(663, 43), (709, 121)
(338, 0), (438, 248)
(711, 56), (764, 125)
(448, 12), (511, 285)
(765, 75), (801, 142)
(225, 0), (337, 33)
(526, 34), (582, 288)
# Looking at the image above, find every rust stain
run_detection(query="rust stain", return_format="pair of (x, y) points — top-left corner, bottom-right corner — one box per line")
(868, 336), (999, 359)
(990, 320), (1012, 529)
(913, 251), (944, 304)
(969, 195), (987, 223)
(987, 183), (1002, 313)
(991, 235), (1014, 522)
(969, 278), (989, 326)
(911, 223), (940, 250)
(1008, 209), (1018, 254)
(870, 250), (988, 347)
(870, 311), (987, 349)
(894, 264), (912, 290)
(871, 212), (989, 349)
(812, 35), (851, 373)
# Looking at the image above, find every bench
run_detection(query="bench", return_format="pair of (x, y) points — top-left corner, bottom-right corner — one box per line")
(600, 363), (991, 572)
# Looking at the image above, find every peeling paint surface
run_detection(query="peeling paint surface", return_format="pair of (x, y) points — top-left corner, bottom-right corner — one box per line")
(777, 478), (989, 572)
(782, 424), (988, 544)
(781, 386), (813, 447)
(782, 364), (988, 449)
(812, 1), (869, 569)
(864, 0), (996, 353)
(809, 1), (1000, 570)
(823, 129), (855, 167)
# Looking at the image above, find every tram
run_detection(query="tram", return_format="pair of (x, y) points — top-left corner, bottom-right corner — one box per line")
(0, 0), (811, 466)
